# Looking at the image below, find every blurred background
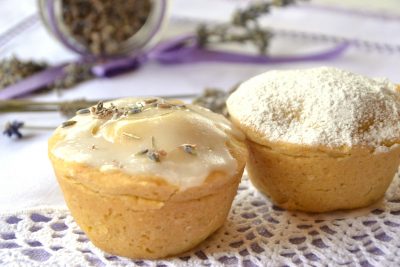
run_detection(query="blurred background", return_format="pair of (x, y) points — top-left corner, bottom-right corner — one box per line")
(1, 0), (400, 209)
(1, 0), (400, 99)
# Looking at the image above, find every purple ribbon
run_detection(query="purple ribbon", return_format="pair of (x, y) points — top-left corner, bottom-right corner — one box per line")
(149, 35), (350, 64)
(93, 34), (349, 78)
(0, 34), (349, 100)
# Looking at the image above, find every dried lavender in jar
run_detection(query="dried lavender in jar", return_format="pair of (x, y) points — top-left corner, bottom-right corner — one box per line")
(61, 0), (152, 55)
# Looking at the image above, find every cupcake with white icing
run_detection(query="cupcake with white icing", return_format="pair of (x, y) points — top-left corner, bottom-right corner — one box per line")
(48, 97), (247, 259)
(227, 67), (400, 212)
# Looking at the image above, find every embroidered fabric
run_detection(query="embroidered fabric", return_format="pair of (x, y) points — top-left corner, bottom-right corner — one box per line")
(1, 174), (400, 266)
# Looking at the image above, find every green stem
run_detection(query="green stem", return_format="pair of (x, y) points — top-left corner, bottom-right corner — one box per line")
(24, 125), (55, 130)
(0, 93), (197, 114)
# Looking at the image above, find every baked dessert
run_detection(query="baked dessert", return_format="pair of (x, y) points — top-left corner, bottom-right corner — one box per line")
(48, 97), (247, 259)
(227, 67), (400, 212)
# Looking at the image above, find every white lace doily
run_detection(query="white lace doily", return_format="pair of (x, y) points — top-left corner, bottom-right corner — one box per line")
(1, 174), (400, 267)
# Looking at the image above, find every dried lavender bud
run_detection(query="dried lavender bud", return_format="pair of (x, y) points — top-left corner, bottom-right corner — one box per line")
(76, 108), (90, 115)
(147, 150), (160, 162)
(144, 98), (158, 104)
(129, 106), (142, 114)
(96, 101), (104, 111)
(61, 0), (152, 55)
(90, 101), (124, 120)
(136, 147), (164, 162)
(157, 103), (172, 109)
(180, 144), (197, 155)
(61, 120), (77, 128)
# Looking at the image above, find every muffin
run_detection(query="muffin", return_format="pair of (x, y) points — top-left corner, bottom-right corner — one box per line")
(48, 97), (247, 259)
(227, 67), (400, 213)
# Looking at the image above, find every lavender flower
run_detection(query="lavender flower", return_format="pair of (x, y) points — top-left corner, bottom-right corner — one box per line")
(3, 121), (24, 138)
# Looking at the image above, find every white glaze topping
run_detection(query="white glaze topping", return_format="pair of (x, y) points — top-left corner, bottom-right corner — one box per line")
(227, 67), (400, 149)
(51, 98), (244, 189)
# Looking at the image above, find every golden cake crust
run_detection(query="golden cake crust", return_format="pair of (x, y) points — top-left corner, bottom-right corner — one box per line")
(56, 171), (241, 259)
(246, 139), (400, 212)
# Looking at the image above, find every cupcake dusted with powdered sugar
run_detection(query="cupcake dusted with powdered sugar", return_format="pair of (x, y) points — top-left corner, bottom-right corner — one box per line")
(227, 67), (400, 212)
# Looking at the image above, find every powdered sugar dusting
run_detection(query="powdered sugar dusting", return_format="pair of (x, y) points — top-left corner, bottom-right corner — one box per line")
(227, 67), (400, 148)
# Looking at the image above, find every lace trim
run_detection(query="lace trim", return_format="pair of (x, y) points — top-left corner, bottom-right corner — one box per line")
(1, 174), (400, 266)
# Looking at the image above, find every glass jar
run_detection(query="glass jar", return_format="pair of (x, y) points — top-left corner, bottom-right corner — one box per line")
(38, 0), (169, 58)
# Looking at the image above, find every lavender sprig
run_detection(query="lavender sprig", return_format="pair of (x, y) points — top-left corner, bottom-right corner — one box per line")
(3, 121), (24, 138)
(3, 120), (54, 139)
(0, 93), (196, 117)
(197, 0), (303, 54)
